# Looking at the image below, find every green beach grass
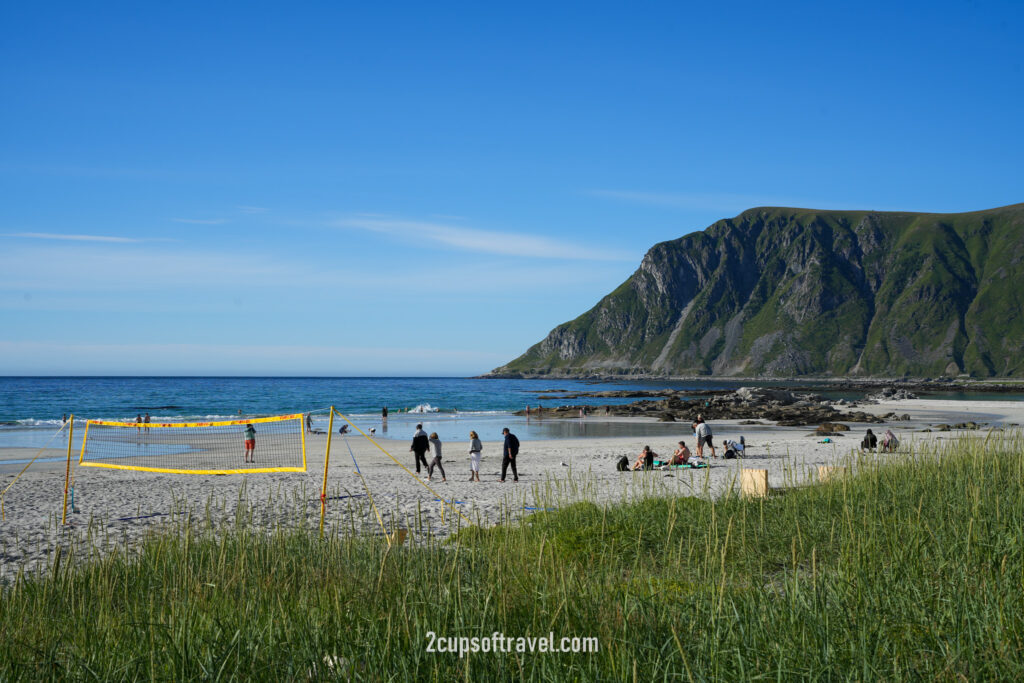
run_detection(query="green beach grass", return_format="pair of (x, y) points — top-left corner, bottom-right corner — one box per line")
(2, 434), (1023, 680)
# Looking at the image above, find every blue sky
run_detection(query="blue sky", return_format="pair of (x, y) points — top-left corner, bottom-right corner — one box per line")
(1, 1), (1021, 375)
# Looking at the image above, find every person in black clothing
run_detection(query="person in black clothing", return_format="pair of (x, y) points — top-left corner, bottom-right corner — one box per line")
(500, 427), (519, 482)
(861, 429), (878, 451)
(410, 423), (430, 473)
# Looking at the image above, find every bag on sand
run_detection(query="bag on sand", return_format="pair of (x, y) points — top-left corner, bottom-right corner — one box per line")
(723, 449), (738, 460)
(616, 456), (629, 472)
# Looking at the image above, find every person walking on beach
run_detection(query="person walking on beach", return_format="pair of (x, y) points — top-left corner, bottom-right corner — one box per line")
(306, 414), (312, 433)
(468, 430), (482, 482)
(144, 412), (151, 433)
(243, 423), (256, 463)
(500, 427), (519, 482)
(427, 432), (446, 482)
(410, 423), (430, 474)
(693, 417), (716, 459)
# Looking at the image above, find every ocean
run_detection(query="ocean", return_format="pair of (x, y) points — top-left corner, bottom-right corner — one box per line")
(0, 376), (734, 447)
(2, 376), (1022, 448)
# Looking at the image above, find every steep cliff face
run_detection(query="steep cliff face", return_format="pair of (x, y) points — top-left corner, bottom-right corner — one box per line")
(492, 204), (1024, 377)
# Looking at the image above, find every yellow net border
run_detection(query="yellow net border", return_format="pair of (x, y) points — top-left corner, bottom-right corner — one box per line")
(78, 413), (307, 475)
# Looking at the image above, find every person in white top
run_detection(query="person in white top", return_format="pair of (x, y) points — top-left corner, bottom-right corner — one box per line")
(693, 417), (717, 459)
(468, 430), (482, 482)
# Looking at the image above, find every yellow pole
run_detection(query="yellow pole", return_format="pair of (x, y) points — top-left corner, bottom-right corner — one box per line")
(62, 414), (74, 525)
(320, 408), (334, 538)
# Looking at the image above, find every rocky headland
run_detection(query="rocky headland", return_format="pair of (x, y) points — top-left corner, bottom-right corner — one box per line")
(490, 203), (1024, 378)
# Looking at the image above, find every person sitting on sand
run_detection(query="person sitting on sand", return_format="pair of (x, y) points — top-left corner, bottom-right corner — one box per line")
(632, 445), (656, 471)
(668, 441), (690, 466)
(881, 429), (899, 453)
(722, 438), (745, 459)
(861, 428), (878, 451)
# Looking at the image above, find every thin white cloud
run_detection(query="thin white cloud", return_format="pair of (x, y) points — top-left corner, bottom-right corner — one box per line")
(0, 240), (630, 297)
(237, 206), (269, 214)
(0, 244), (304, 291)
(335, 217), (629, 261)
(4, 232), (141, 243)
(172, 218), (229, 225)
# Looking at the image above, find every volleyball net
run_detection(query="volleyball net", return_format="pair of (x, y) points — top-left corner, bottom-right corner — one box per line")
(78, 413), (307, 474)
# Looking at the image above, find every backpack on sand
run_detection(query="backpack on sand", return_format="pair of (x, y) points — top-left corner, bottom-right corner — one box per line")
(616, 456), (629, 472)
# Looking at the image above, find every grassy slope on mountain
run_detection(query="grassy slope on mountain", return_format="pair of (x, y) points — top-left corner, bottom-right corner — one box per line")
(497, 204), (1024, 377)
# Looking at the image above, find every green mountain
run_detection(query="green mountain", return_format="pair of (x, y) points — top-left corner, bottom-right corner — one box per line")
(492, 203), (1024, 378)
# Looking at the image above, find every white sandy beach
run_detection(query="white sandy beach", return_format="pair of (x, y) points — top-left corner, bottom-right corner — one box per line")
(1, 397), (1020, 581)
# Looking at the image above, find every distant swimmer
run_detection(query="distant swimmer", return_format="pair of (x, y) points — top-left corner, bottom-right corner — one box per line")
(244, 423), (256, 463)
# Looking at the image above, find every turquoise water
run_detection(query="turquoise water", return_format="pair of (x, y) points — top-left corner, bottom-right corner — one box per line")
(2, 376), (1021, 447)
(0, 376), (734, 446)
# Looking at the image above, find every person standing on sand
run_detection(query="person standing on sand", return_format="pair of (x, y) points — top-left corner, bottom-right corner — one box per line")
(427, 432), (446, 482)
(468, 430), (482, 482)
(410, 423), (430, 474)
(243, 423), (256, 463)
(144, 412), (151, 433)
(135, 414), (142, 434)
(306, 414), (312, 433)
(693, 417), (716, 459)
(500, 427), (519, 482)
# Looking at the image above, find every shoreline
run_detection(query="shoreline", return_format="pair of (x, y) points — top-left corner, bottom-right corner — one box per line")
(478, 373), (1024, 391)
(1, 397), (1021, 581)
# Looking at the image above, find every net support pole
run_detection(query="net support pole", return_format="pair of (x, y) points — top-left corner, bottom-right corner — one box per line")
(61, 414), (74, 525)
(320, 407), (335, 538)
